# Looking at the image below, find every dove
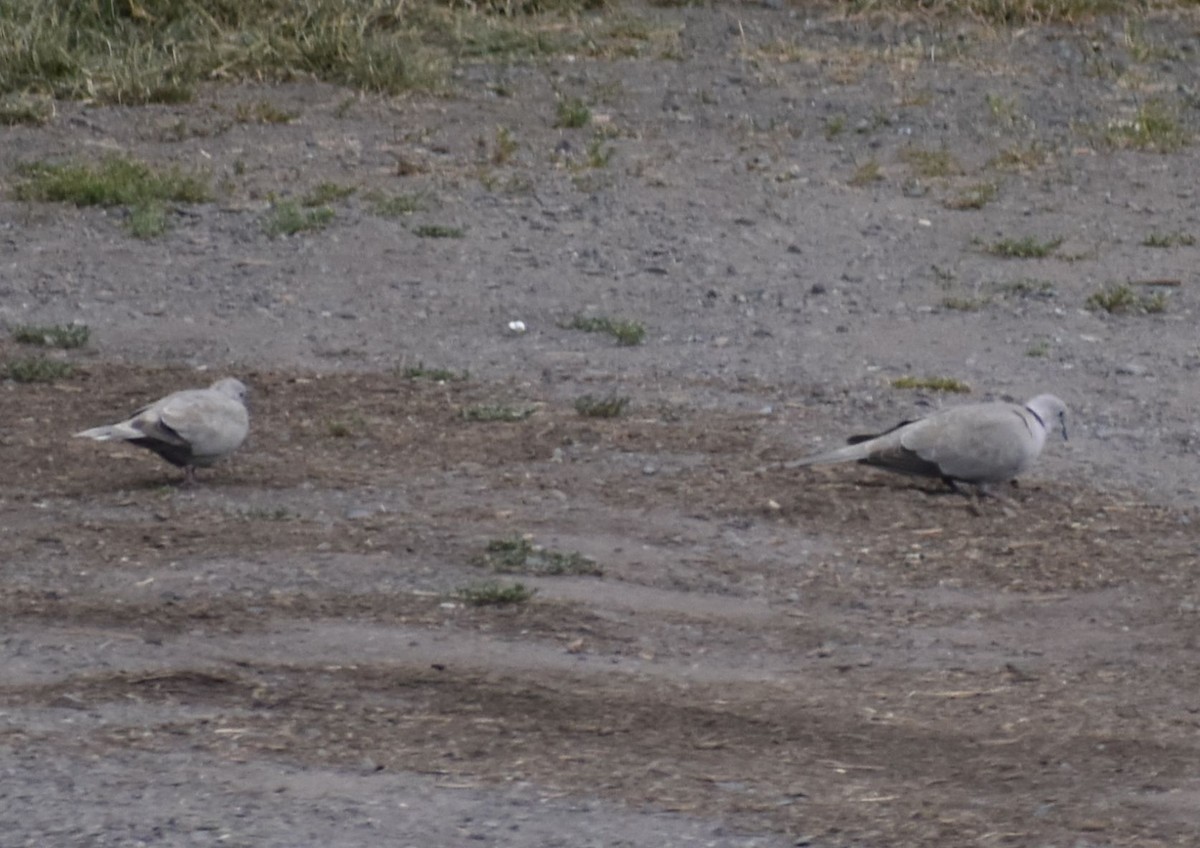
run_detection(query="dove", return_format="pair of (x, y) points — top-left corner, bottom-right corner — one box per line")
(793, 394), (1068, 494)
(75, 377), (250, 484)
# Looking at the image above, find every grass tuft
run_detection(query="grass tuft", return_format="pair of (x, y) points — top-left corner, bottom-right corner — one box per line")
(456, 580), (536, 607)
(899, 147), (962, 178)
(944, 182), (997, 210)
(848, 159), (882, 186)
(368, 191), (427, 218)
(0, 92), (54, 126)
(6, 356), (73, 383)
(584, 137), (615, 169)
(1085, 284), (1167, 314)
(262, 202), (334, 237)
(1142, 231), (1195, 248)
(567, 314), (645, 346)
(983, 235), (1062, 259)
(12, 323), (89, 349)
(987, 142), (1051, 171)
(1104, 99), (1190, 153)
(326, 416), (365, 438)
(891, 376), (971, 394)
(574, 393), (630, 418)
(302, 182), (356, 207)
(233, 101), (297, 125)
(480, 537), (602, 576)
(994, 278), (1056, 299)
(13, 156), (209, 207)
(939, 296), (988, 311)
(127, 202), (171, 239)
(484, 126), (519, 165)
(555, 96), (591, 128)
(413, 224), (464, 238)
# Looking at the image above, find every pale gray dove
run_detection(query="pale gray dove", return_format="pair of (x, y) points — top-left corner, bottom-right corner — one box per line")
(75, 377), (250, 484)
(794, 394), (1068, 494)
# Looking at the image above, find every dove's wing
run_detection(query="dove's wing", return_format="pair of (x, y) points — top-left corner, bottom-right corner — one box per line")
(152, 390), (249, 460)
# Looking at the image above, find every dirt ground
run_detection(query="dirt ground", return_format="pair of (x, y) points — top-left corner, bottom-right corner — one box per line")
(3, 4), (1200, 847)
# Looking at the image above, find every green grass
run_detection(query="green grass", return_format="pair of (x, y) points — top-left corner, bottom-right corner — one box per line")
(0, 0), (452, 104)
(13, 156), (210, 207)
(11, 323), (89, 349)
(461, 404), (537, 422)
(567, 314), (645, 346)
(994, 278), (1057, 299)
(302, 182), (356, 207)
(368, 191), (427, 218)
(983, 235), (1062, 259)
(11, 157), (204, 239)
(479, 537), (602, 576)
(413, 224), (464, 238)
(402, 362), (467, 382)
(456, 580), (536, 607)
(583, 137), (615, 169)
(1025, 340), (1051, 358)
(1143, 292), (1168, 313)
(127, 202), (170, 239)
(574, 393), (630, 418)
(1085, 284), (1167, 314)
(6, 356), (73, 383)
(555, 96), (591, 129)
(1104, 99), (1190, 153)
(1142, 231), (1195, 248)
(1085, 284), (1138, 313)
(824, 115), (846, 139)
(891, 376), (971, 394)
(262, 202), (334, 237)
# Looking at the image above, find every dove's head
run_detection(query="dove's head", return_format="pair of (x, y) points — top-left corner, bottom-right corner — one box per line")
(1026, 394), (1068, 442)
(211, 377), (249, 405)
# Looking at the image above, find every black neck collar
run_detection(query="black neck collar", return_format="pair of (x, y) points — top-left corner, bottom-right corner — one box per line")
(1025, 405), (1045, 429)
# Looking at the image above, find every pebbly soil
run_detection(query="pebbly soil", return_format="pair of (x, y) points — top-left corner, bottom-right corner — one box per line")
(2, 4), (1200, 847)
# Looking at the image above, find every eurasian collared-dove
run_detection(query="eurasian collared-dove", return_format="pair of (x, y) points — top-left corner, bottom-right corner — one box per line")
(794, 394), (1068, 493)
(75, 377), (250, 484)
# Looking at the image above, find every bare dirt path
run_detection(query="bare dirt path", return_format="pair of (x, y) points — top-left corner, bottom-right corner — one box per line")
(3, 4), (1200, 847)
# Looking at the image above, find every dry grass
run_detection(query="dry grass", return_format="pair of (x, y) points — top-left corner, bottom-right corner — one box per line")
(6, 0), (1186, 108)
(0, 0), (671, 105)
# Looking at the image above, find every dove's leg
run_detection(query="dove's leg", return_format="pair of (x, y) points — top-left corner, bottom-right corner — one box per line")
(182, 465), (197, 487)
(942, 477), (969, 496)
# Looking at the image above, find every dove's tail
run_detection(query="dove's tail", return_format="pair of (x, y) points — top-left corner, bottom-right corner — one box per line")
(790, 441), (875, 468)
(75, 422), (140, 442)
